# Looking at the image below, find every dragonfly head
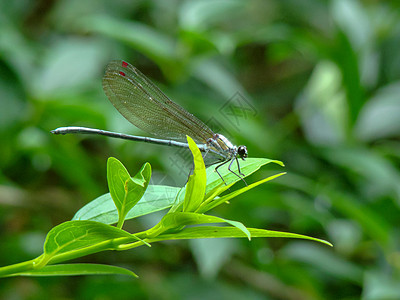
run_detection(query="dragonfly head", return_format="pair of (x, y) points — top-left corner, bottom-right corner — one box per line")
(237, 145), (248, 160)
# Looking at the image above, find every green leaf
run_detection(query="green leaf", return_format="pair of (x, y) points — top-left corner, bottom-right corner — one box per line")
(107, 158), (151, 227)
(205, 157), (284, 197)
(169, 157), (284, 213)
(149, 212), (250, 240)
(183, 136), (207, 212)
(199, 172), (287, 213)
(10, 264), (137, 277)
(72, 185), (181, 224)
(152, 226), (333, 247)
(43, 221), (136, 260)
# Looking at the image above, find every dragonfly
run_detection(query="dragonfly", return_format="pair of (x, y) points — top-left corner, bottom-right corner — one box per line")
(51, 60), (248, 184)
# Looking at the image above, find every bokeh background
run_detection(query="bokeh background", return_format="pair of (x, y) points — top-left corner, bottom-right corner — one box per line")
(1, 0), (400, 299)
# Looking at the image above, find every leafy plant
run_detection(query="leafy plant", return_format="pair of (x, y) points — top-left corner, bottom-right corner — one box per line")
(0, 136), (331, 278)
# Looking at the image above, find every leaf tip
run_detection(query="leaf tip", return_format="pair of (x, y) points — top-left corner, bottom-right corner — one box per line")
(186, 135), (194, 144)
(107, 156), (117, 164)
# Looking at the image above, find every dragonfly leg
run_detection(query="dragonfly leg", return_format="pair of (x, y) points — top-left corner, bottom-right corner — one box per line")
(228, 157), (247, 186)
(215, 160), (229, 185)
(236, 157), (245, 177)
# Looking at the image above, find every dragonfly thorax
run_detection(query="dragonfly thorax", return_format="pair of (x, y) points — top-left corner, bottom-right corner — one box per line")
(207, 134), (247, 160)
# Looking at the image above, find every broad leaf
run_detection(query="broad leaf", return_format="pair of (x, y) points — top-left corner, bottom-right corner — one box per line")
(43, 221), (136, 259)
(72, 185), (181, 224)
(149, 212), (250, 239)
(171, 157), (284, 213)
(205, 158), (284, 197)
(198, 172), (287, 213)
(152, 226), (333, 247)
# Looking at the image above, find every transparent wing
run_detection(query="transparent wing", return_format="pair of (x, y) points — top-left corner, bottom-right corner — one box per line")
(102, 60), (215, 144)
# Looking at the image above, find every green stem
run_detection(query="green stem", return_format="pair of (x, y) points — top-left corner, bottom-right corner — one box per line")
(116, 215), (124, 229)
(0, 235), (144, 277)
(116, 240), (150, 251)
(0, 258), (38, 277)
(47, 236), (138, 265)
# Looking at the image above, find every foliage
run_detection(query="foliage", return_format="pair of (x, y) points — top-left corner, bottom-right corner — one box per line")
(0, 137), (327, 278)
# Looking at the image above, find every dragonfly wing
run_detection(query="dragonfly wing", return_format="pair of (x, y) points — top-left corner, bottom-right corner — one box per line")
(102, 60), (215, 144)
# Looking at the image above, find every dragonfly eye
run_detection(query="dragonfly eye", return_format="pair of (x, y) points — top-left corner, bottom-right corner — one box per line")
(238, 146), (248, 159)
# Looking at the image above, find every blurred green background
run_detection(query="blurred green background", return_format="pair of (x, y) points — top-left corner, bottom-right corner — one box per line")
(1, 0), (400, 299)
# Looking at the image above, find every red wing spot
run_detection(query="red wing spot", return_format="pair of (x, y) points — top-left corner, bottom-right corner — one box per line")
(122, 61), (128, 68)
(119, 71), (126, 76)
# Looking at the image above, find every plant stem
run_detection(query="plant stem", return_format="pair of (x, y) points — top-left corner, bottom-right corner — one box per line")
(0, 259), (38, 277)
